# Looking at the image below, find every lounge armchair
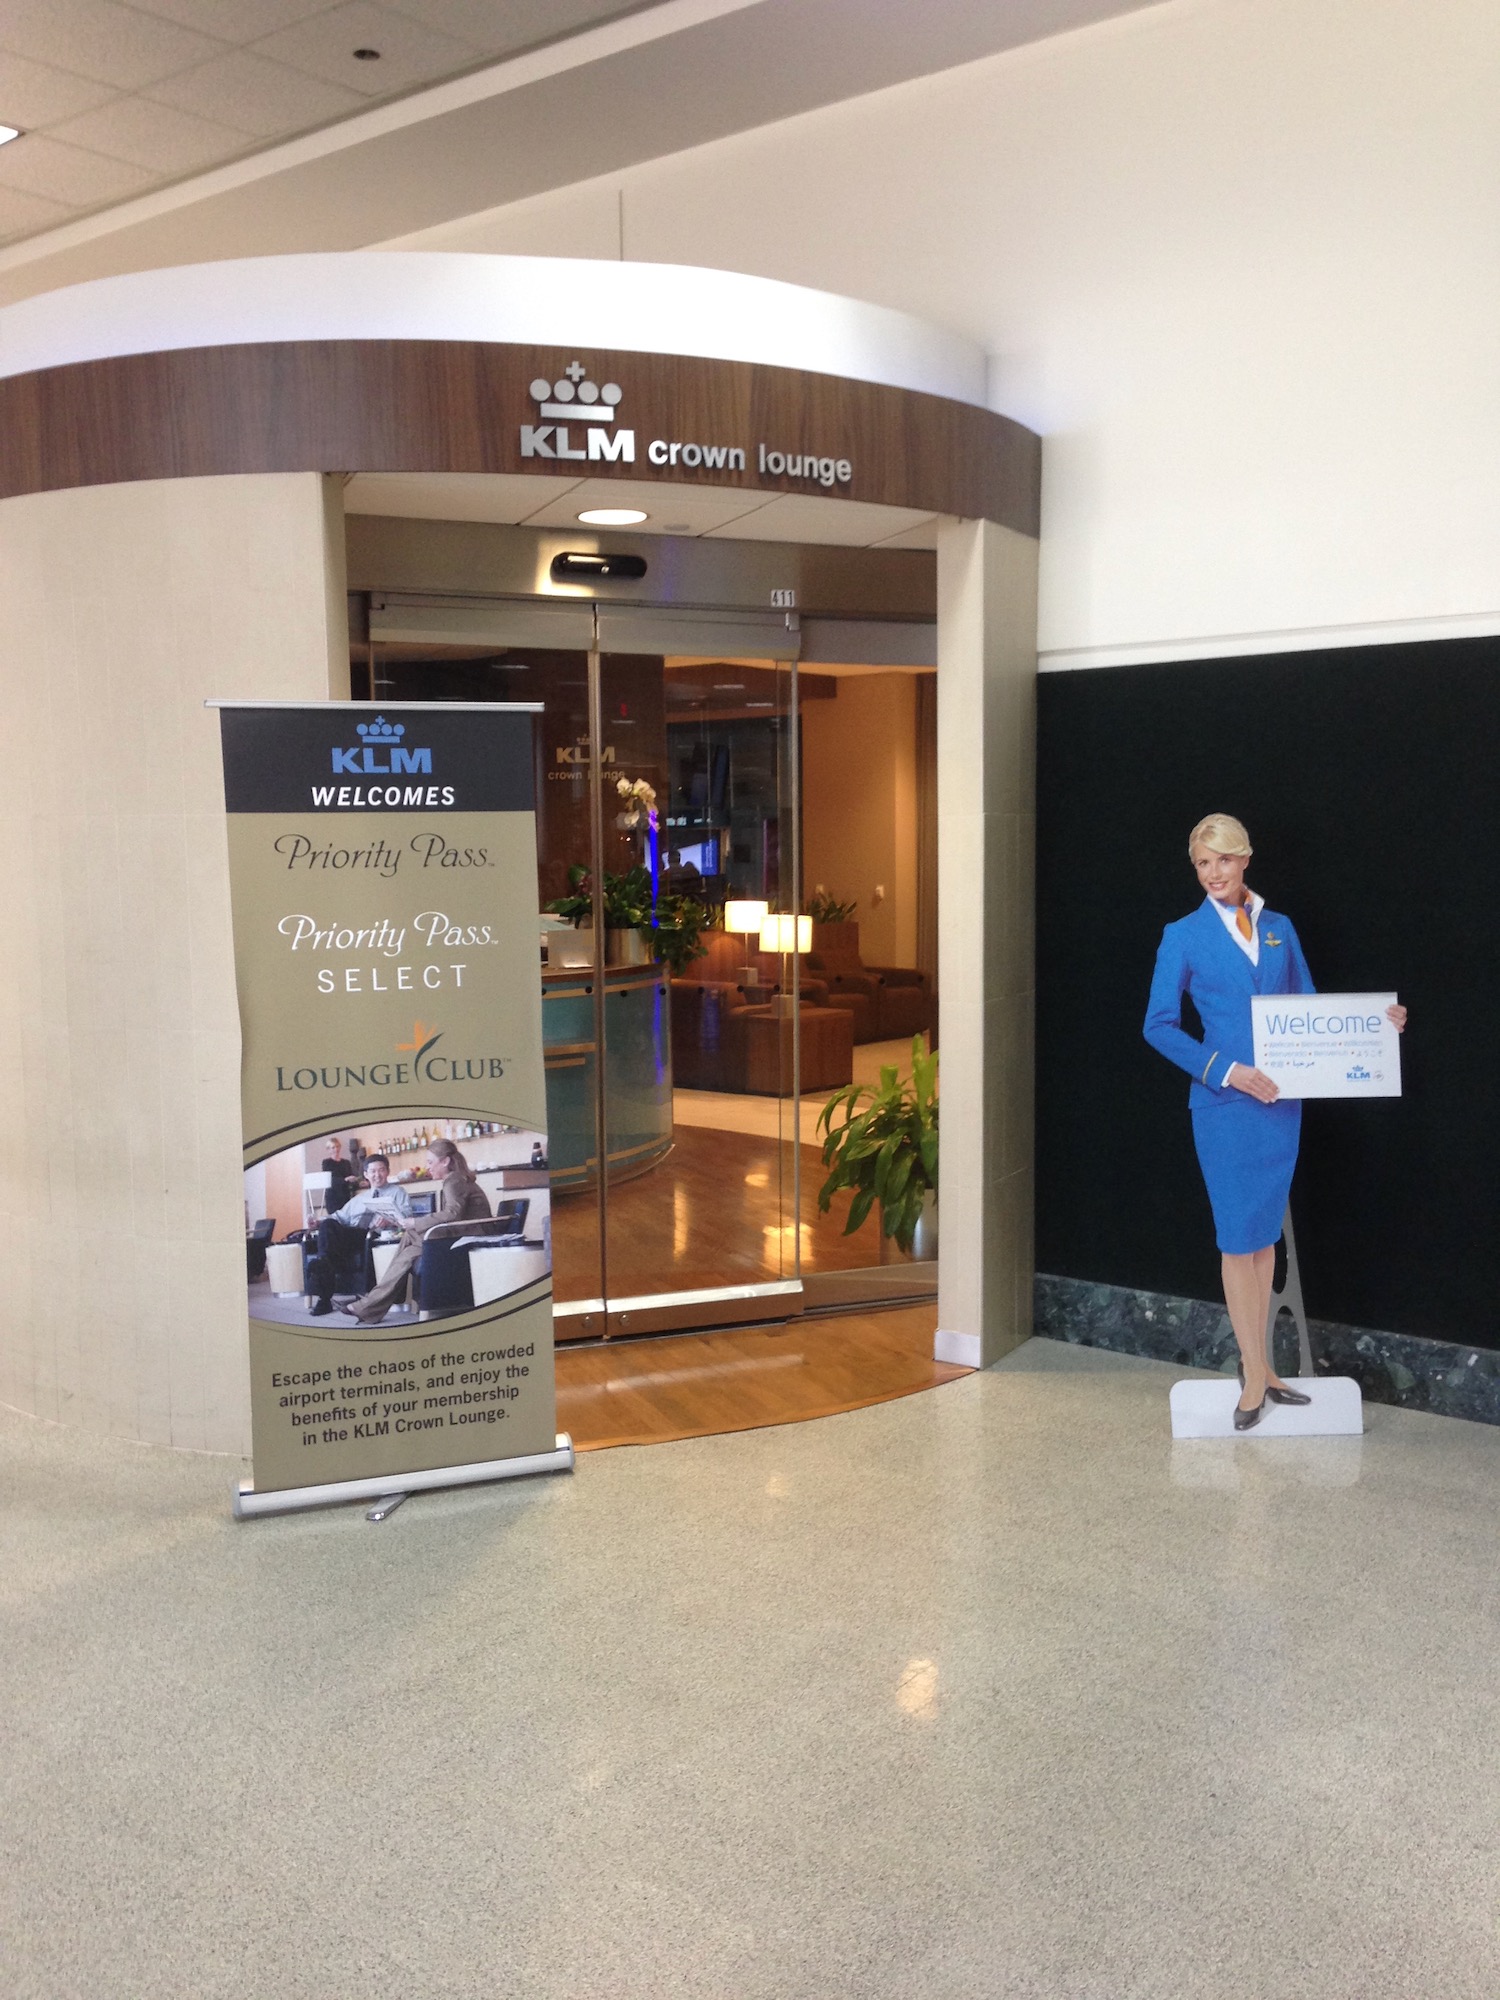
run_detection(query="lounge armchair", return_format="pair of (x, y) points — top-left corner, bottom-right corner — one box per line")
(805, 921), (930, 1042)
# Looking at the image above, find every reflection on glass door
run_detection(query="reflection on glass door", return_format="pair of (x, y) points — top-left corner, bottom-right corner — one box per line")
(599, 642), (801, 1327)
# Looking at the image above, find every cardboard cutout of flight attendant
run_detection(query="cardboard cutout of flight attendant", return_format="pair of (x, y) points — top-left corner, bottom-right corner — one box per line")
(1144, 815), (1406, 1431)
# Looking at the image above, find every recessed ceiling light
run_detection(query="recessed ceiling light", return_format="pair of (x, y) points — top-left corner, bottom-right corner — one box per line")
(577, 507), (648, 526)
(0, 126), (22, 147)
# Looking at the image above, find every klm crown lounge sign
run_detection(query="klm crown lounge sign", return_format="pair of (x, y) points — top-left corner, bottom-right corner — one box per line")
(520, 361), (634, 463)
(519, 358), (855, 488)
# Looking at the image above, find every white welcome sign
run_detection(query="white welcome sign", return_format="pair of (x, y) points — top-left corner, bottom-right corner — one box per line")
(1251, 991), (1401, 1099)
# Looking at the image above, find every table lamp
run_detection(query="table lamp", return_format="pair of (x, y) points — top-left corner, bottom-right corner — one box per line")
(725, 899), (770, 987)
(759, 912), (812, 1016)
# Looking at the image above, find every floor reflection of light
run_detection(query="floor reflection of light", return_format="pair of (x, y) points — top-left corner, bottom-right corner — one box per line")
(896, 1658), (939, 1719)
(673, 1183), (689, 1257)
(765, 1474), (788, 1498)
(594, 1353), (801, 1393)
(744, 1170), (770, 1188)
(762, 1222), (813, 1261)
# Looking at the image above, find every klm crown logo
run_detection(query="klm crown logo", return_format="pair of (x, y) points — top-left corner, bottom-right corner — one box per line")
(333, 716), (432, 776)
(521, 359), (635, 465)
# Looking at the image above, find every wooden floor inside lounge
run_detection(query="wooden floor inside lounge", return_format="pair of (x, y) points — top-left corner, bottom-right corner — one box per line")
(556, 1302), (965, 1450)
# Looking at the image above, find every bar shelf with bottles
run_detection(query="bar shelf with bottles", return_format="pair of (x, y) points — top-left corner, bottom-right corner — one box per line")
(373, 1119), (547, 1182)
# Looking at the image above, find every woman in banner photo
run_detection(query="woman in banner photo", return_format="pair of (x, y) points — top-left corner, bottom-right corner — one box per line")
(1144, 814), (1406, 1430)
(340, 1138), (491, 1326)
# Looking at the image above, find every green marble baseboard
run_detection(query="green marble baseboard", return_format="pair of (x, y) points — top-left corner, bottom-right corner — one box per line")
(1034, 1273), (1500, 1427)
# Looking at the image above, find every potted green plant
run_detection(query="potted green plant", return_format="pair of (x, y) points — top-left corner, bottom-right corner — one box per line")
(816, 1035), (938, 1257)
(652, 891), (712, 976)
(806, 889), (858, 924)
(545, 863), (657, 965)
(805, 888), (859, 966)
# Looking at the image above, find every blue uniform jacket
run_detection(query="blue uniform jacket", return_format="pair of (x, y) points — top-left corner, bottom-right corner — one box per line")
(1143, 899), (1315, 1108)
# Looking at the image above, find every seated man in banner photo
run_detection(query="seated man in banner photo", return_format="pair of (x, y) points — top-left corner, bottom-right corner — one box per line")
(304, 1154), (413, 1317)
(338, 1138), (491, 1325)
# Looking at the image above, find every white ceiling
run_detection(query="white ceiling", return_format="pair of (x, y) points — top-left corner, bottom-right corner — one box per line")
(0, 1), (643, 246)
(0, 0), (1165, 301)
(344, 470), (942, 548)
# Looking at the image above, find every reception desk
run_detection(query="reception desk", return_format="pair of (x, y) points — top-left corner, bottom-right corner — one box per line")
(543, 964), (672, 1189)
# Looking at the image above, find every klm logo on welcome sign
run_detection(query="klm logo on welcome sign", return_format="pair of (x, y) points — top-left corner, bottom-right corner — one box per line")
(332, 717), (433, 777)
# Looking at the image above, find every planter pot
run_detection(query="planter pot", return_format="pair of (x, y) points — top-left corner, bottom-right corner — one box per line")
(810, 919), (859, 961)
(548, 927), (595, 969)
(912, 1190), (938, 1262)
(606, 927), (651, 967)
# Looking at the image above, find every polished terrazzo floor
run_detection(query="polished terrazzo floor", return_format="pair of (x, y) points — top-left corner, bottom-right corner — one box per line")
(4, 1338), (1499, 1999)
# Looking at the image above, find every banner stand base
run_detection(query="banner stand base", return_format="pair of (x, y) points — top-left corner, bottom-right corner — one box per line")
(232, 1435), (576, 1519)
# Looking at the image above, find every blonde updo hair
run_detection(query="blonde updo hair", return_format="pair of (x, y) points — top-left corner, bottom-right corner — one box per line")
(1188, 813), (1252, 859)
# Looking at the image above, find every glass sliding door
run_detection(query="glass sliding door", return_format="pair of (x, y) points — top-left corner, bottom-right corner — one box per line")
(595, 609), (803, 1334)
(367, 594), (808, 1340)
(367, 601), (608, 1327)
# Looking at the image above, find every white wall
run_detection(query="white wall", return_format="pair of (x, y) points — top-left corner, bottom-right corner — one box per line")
(0, 473), (348, 1455)
(385, 0), (1500, 667)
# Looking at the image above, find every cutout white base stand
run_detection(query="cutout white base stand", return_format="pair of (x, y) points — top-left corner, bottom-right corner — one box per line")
(1169, 1377), (1363, 1439)
(1169, 1205), (1362, 1438)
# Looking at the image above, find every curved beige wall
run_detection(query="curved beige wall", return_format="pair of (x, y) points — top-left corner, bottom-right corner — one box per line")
(0, 473), (348, 1453)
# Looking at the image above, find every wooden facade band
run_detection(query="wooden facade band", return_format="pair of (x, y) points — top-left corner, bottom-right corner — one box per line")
(0, 339), (1041, 535)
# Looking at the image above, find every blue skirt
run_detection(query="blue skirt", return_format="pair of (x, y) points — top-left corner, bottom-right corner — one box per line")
(1190, 1096), (1301, 1254)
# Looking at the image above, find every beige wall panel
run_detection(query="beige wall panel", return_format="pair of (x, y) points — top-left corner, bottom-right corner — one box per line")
(0, 472), (347, 1452)
(935, 519), (1038, 1369)
(801, 673), (920, 967)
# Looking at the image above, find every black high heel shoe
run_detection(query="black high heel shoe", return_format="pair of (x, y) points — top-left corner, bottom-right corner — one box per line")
(1233, 1393), (1266, 1431)
(1236, 1358), (1311, 1412)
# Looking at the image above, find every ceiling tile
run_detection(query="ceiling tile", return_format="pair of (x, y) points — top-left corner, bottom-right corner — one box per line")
(0, 50), (120, 126)
(0, 131), (158, 205)
(250, 2), (480, 99)
(0, 0), (228, 91)
(129, 0), (336, 41)
(518, 477), (779, 535)
(0, 181), (75, 243)
(345, 472), (584, 523)
(143, 50), (365, 138)
(381, 0), (639, 59)
(703, 495), (944, 547)
(49, 95), (254, 173)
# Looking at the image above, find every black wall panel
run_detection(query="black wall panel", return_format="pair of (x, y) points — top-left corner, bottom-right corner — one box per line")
(1035, 638), (1500, 1347)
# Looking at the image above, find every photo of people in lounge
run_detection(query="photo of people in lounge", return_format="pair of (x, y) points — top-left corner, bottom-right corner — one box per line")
(245, 1121), (551, 1331)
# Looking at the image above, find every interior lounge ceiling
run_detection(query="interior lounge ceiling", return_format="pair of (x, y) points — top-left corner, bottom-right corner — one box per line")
(0, 0), (1163, 306)
(344, 471), (942, 549)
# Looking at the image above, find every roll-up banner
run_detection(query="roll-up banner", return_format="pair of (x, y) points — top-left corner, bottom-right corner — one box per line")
(212, 702), (572, 1518)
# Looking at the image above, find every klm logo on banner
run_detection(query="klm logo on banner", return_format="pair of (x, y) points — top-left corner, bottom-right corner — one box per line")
(332, 717), (433, 776)
(521, 361), (636, 464)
